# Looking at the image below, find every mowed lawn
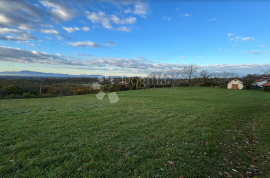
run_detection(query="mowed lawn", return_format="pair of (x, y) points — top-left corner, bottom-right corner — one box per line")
(1, 87), (270, 177)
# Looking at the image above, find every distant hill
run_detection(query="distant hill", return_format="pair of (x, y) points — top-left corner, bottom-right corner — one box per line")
(0, 70), (123, 78)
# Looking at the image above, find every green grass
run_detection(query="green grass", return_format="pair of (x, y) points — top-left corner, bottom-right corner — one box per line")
(1, 87), (270, 177)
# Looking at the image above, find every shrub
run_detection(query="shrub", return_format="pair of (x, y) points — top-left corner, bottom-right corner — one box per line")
(263, 86), (270, 92)
(200, 82), (219, 87)
(23, 92), (33, 98)
(4, 85), (20, 94)
(179, 83), (189, 87)
(115, 84), (126, 91)
(0, 89), (7, 97)
(59, 87), (74, 96)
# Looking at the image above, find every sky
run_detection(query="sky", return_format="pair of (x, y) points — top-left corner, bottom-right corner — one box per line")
(0, 0), (270, 76)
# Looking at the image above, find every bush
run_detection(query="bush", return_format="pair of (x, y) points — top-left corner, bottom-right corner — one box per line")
(59, 87), (74, 96)
(23, 92), (33, 98)
(4, 85), (20, 94)
(179, 83), (189, 87)
(200, 82), (219, 87)
(115, 84), (126, 91)
(0, 88), (7, 97)
(263, 86), (270, 92)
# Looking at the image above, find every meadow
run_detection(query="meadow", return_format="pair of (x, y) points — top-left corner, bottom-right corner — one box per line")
(0, 87), (270, 177)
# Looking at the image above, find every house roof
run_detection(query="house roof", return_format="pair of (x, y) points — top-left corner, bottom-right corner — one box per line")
(262, 81), (270, 87)
(226, 78), (244, 83)
(261, 76), (270, 79)
(256, 79), (266, 82)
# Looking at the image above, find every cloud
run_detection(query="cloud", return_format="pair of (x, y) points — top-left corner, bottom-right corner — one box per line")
(248, 51), (263, 54)
(175, 8), (179, 11)
(107, 41), (116, 46)
(111, 15), (136, 24)
(67, 41), (104, 48)
(40, 29), (70, 40)
(0, 28), (36, 41)
(82, 27), (90, 31)
(230, 36), (254, 42)
(40, 29), (59, 35)
(181, 56), (185, 59)
(227, 33), (234, 36)
(40, 0), (78, 23)
(163, 16), (171, 20)
(85, 11), (136, 31)
(74, 53), (92, 56)
(181, 13), (191, 17)
(1, 46), (270, 75)
(209, 18), (215, 22)
(63, 27), (80, 33)
(0, 28), (23, 34)
(260, 45), (265, 48)
(117, 26), (131, 32)
(0, 34), (36, 41)
(123, 9), (132, 14)
(242, 37), (254, 41)
(134, 2), (149, 17)
(198, 56), (204, 58)
(0, 0), (45, 28)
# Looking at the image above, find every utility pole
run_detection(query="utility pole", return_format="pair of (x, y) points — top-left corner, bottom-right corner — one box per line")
(39, 83), (42, 95)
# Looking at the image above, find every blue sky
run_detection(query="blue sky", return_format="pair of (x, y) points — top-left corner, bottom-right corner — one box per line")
(0, 0), (270, 76)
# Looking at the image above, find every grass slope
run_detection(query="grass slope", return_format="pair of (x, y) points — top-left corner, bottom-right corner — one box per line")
(1, 88), (270, 177)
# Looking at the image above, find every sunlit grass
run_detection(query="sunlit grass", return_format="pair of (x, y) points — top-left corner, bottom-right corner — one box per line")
(0, 87), (270, 177)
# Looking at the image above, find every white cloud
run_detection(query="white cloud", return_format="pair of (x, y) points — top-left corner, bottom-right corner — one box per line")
(181, 13), (191, 17)
(40, 0), (77, 23)
(85, 11), (112, 29)
(82, 27), (90, 31)
(40, 29), (59, 35)
(230, 36), (254, 42)
(74, 53), (92, 56)
(181, 56), (185, 59)
(260, 45), (265, 48)
(198, 56), (204, 58)
(209, 18), (215, 22)
(85, 11), (136, 31)
(123, 9), (132, 14)
(175, 8), (179, 11)
(227, 33), (234, 36)
(248, 51), (263, 54)
(107, 41), (115, 46)
(63, 27), (80, 33)
(242, 37), (254, 41)
(67, 41), (103, 48)
(1, 46), (270, 75)
(163, 16), (171, 20)
(111, 15), (136, 24)
(0, 28), (23, 34)
(117, 26), (131, 32)
(134, 2), (149, 17)
(18, 24), (34, 31)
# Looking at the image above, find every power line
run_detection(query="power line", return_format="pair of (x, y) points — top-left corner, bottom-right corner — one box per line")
(154, 24), (270, 60)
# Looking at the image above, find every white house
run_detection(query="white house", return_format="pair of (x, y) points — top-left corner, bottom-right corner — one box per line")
(227, 79), (244, 89)
(255, 79), (267, 88)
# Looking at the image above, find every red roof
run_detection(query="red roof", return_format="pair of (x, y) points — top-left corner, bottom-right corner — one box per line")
(262, 81), (270, 87)
(256, 79), (266, 82)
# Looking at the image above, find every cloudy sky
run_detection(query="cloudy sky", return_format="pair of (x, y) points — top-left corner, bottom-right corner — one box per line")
(0, 0), (270, 76)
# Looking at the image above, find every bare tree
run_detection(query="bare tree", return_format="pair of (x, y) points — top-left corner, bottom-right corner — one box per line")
(262, 68), (270, 76)
(199, 69), (210, 83)
(166, 68), (181, 87)
(148, 70), (164, 87)
(181, 64), (198, 86)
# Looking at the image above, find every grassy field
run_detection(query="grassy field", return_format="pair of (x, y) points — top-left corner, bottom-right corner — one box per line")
(1, 87), (270, 177)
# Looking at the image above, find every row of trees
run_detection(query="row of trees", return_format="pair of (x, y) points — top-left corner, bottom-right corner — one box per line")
(148, 64), (240, 87)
